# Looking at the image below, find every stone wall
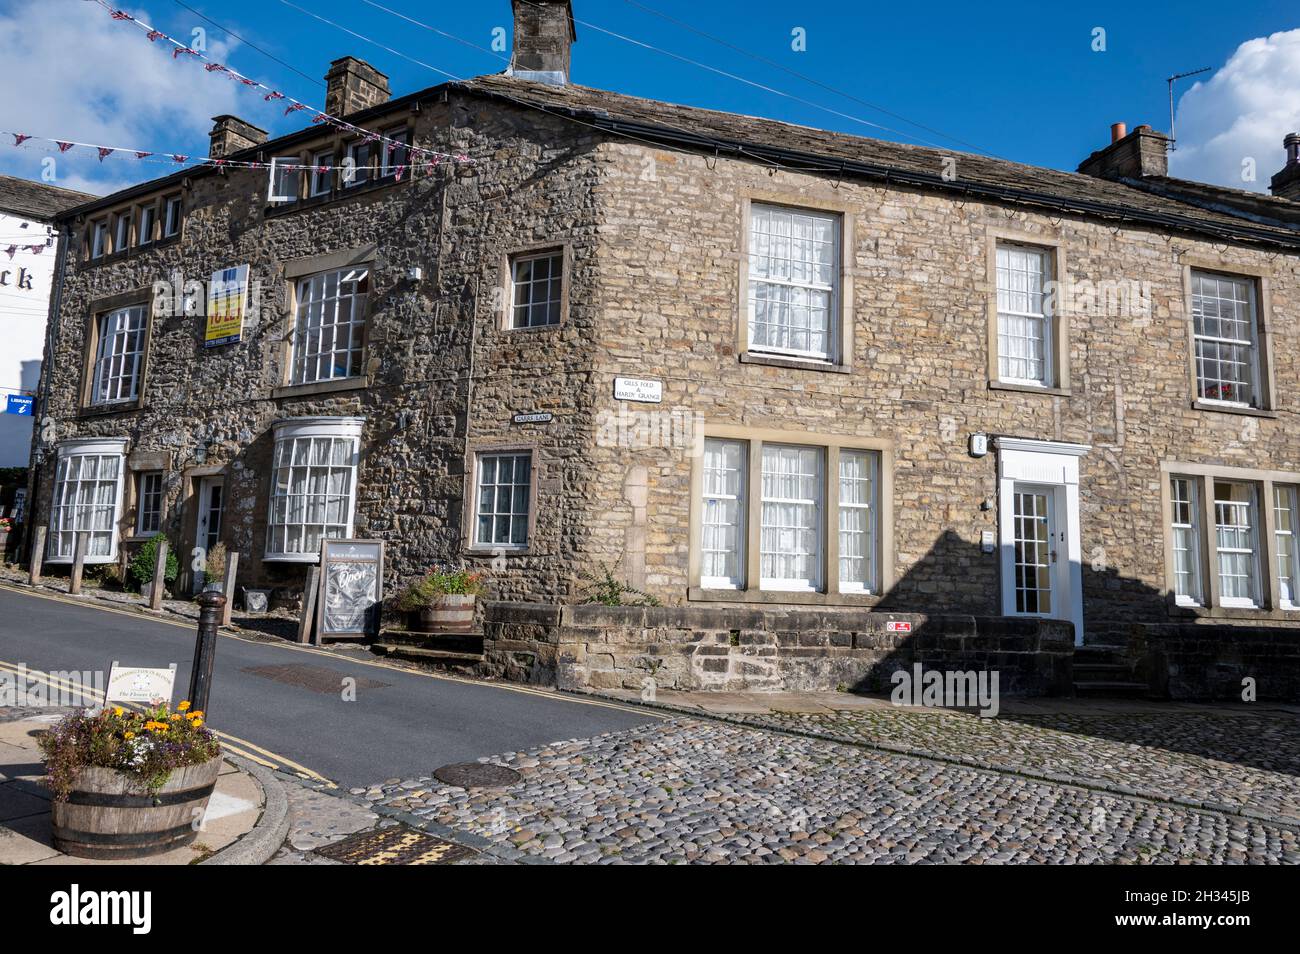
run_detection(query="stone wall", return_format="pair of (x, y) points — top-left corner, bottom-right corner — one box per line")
(1132, 623), (1300, 701)
(481, 602), (1075, 696)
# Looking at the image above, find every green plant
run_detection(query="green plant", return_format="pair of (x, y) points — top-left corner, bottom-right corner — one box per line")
(128, 536), (178, 588)
(393, 565), (486, 612)
(39, 701), (219, 800)
(581, 563), (661, 606)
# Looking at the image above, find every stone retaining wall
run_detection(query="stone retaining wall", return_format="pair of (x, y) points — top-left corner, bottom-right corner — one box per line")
(481, 602), (1074, 696)
(1132, 623), (1300, 701)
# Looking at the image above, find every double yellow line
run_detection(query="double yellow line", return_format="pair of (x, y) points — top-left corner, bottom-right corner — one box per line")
(0, 659), (335, 787)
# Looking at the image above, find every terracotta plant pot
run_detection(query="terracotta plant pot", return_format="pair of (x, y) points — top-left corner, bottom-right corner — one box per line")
(50, 755), (222, 859)
(419, 594), (476, 634)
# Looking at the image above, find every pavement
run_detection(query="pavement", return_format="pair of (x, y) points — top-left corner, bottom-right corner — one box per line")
(0, 707), (268, 866)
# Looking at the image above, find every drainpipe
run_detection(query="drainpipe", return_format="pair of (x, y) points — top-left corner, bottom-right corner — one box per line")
(19, 222), (71, 561)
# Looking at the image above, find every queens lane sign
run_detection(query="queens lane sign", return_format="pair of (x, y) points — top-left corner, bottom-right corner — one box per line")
(613, 377), (662, 404)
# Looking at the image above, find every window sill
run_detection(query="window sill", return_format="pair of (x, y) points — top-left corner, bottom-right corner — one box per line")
(502, 322), (564, 334)
(688, 586), (880, 607)
(272, 377), (369, 400)
(82, 233), (180, 268)
(264, 175), (408, 219)
(78, 400), (142, 418)
(263, 553), (320, 564)
(988, 380), (1070, 397)
(739, 353), (850, 374)
(1169, 602), (1300, 622)
(1191, 400), (1276, 419)
(464, 545), (531, 557)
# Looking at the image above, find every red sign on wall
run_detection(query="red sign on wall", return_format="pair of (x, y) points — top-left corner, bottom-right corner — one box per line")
(886, 621), (913, 633)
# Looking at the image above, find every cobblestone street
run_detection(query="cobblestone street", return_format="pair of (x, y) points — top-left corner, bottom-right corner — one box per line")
(280, 711), (1300, 865)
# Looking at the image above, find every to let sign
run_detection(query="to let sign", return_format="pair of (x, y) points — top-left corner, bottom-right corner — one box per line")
(205, 264), (250, 348)
(613, 377), (663, 404)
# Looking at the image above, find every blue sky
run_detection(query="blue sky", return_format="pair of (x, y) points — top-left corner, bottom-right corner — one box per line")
(1, 0), (1298, 195)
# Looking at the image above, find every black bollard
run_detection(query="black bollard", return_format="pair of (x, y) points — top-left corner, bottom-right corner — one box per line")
(188, 582), (226, 716)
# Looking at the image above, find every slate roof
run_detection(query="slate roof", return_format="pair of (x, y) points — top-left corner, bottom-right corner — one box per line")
(0, 173), (95, 221)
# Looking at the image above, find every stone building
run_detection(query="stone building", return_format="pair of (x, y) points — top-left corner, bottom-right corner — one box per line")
(30, 1), (1300, 696)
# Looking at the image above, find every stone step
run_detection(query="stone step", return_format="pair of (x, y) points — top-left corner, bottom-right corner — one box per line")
(1073, 680), (1150, 698)
(372, 642), (485, 665)
(378, 629), (483, 653)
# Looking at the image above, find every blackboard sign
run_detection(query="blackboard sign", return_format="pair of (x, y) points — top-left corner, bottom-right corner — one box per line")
(316, 539), (385, 642)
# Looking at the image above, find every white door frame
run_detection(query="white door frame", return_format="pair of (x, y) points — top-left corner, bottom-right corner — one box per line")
(994, 437), (1090, 645)
(193, 476), (225, 592)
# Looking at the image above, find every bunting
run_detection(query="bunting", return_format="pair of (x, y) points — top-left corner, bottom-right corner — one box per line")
(97, 147), (114, 162)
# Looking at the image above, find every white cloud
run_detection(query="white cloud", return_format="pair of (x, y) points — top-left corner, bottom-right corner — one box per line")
(0, 1), (281, 194)
(1169, 28), (1300, 192)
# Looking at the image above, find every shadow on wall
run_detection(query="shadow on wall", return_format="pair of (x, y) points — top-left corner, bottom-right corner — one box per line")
(0, 360), (39, 468)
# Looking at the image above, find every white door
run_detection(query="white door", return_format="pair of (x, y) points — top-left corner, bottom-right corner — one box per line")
(995, 439), (1090, 645)
(193, 477), (224, 592)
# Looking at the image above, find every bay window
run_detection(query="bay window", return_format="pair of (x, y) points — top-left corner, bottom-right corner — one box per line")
(695, 429), (889, 599)
(747, 203), (839, 362)
(48, 439), (127, 563)
(289, 266), (368, 386)
(265, 417), (363, 561)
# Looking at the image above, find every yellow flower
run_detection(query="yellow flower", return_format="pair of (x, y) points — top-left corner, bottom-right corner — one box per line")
(177, 701), (191, 712)
(112, 706), (124, 717)
(190, 718), (203, 728)
(170, 713), (182, 721)
(124, 731), (135, 739)
(190, 711), (205, 720)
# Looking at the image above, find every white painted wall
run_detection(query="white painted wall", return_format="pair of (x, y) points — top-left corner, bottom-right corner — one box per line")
(0, 210), (58, 467)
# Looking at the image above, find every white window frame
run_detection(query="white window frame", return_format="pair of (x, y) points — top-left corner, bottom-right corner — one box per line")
(267, 156), (301, 204)
(1169, 476), (1204, 606)
(90, 220), (108, 259)
(746, 203), (840, 363)
(113, 213), (130, 254)
(1213, 480), (1262, 609)
(162, 196), (182, 238)
(700, 438), (747, 589)
(90, 305), (147, 406)
(509, 250), (564, 329)
(838, 449), (880, 594)
(289, 266), (369, 386)
(379, 126), (410, 179)
(309, 149), (334, 197)
(1191, 271), (1260, 408)
(759, 443), (825, 592)
(136, 204), (156, 247)
(996, 242), (1052, 387)
(135, 470), (164, 537)
(344, 139), (374, 189)
(1275, 484), (1299, 610)
(47, 438), (128, 564)
(264, 417), (363, 562)
(473, 451), (533, 550)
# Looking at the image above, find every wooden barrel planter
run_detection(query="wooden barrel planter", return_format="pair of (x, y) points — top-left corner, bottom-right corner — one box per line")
(419, 594), (476, 634)
(51, 756), (222, 859)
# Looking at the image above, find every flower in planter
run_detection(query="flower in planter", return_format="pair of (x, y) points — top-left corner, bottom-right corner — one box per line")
(391, 565), (486, 612)
(39, 700), (220, 801)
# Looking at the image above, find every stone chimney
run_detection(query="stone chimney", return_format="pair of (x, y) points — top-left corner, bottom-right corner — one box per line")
(324, 56), (390, 117)
(507, 0), (576, 85)
(209, 115), (267, 159)
(1269, 133), (1300, 201)
(1077, 123), (1170, 180)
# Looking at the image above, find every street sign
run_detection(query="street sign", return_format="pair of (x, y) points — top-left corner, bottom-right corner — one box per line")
(204, 264), (249, 348)
(512, 412), (553, 424)
(105, 662), (178, 706)
(316, 539), (385, 641)
(613, 377), (662, 403)
(5, 394), (33, 415)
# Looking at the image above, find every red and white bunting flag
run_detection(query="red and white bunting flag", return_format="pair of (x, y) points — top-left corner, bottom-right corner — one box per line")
(171, 154), (188, 163)
(12, 134), (30, 146)
(97, 147), (114, 162)
(240, 78), (258, 86)
(310, 113), (329, 125)
(204, 63), (227, 73)
(264, 91), (285, 102)
(3, 246), (15, 260)
(284, 103), (308, 116)
(110, 9), (133, 20)
(146, 30), (164, 42)
(172, 47), (198, 59)
(394, 165), (406, 182)
(55, 141), (74, 153)
(135, 151), (153, 159)
(26, 244), (44, 255)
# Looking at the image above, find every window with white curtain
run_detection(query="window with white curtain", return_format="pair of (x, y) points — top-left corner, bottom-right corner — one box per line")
(1214, 481), (1260, 608)
(135, 471), (164, 536)
(838, 450), (879, 593)
(265, 418), (362, 560)
(48, 440), (127, 563)
(747, 204), (838, 361)
(996, 243), (1051, 385)
(90, 305), (147, 405)
(474, 452), (532, 548)
(701, 438), (746, 589)
(290, 267), (369, 386)
(760, 444), (824, 591)
(1169, 477), (1203, 605)
(1192, 271), (1259, 407)
(1275, 485), (1298, 609)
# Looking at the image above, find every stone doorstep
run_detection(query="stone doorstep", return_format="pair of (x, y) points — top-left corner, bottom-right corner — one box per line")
(0, 718), (265, 866)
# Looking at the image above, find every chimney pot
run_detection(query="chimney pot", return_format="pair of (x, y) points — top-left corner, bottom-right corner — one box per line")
(323, 56), (390, 118)
(1269, 133), (1300, 200)
(208, 115), (267, 159)
(1110, 122), (1127, 143)
(508, 0), (576, 86)
(1079, 122), (1169, 180)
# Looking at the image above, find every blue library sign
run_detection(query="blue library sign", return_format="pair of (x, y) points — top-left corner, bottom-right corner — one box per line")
(5, 395), (33, 416)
